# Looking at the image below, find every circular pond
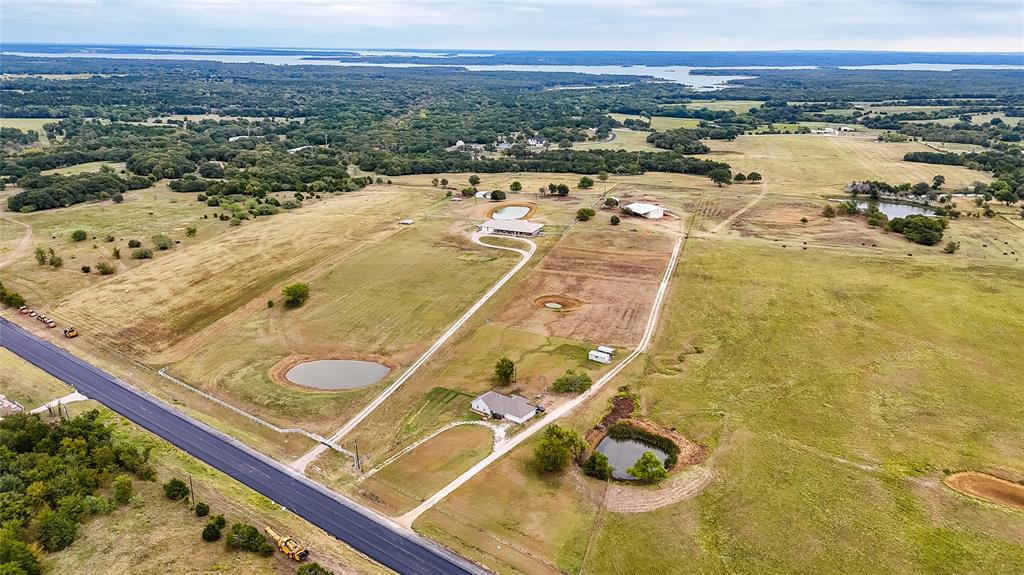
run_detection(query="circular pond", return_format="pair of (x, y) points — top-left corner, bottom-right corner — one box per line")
(596, 436), (668, 481)
(533, 294), (582, 311)
(284, 359), (391, 390)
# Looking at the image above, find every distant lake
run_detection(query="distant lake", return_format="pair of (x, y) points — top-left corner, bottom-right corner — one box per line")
(840, 64), (1024, 71)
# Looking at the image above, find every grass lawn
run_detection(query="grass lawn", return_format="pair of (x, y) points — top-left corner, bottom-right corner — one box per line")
(668, 100), (765, 114)
(575, 128), (660, 152)
(608, 113), (701, 130)
(0, 117), (61, 133)
(41, 161), (127, 176)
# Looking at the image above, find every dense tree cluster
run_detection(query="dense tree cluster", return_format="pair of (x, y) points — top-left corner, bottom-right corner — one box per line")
(0, 411), (154, 553)
(887, 214), (948, 245)
(6, 171), (151, 212)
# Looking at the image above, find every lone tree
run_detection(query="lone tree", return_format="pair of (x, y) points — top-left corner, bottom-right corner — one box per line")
(734, 172), (747, 182)
(628, 451), (668, 484)
(709, 168), (732, 187)
(610, 215), (621, 226)
(533, 425), (586, 472)
(576, 208), (596, 221)
(747, 172), (762, 182)
(932, 175), (945, 190)
(597, 171), (609, 183)
(468, 174), (481, 186)
(510, 181), (522, 192)
(578, 176), (594, 189)
(494, 357), (515, 385)
(225, 523), (274, 556)
(71, 230), (88, 242)
(282, 283), (310, 307)
(490, 190), (507, 201)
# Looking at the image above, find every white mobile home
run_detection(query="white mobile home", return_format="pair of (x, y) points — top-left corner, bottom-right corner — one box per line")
(588, 350), (612, 364)
(597, 345), (616, 356)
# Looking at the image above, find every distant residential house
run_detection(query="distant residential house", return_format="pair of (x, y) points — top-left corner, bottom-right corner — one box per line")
(497, 142), (513, 151)
(455, 139), (466, 148)
(623, 202), (665, 219)
(478, 219), (544, 237)
(471, 391), (538, 424)
(228, 135), (250, 142)
(527, 137), (548, 147)
(398, 219), (415, 225)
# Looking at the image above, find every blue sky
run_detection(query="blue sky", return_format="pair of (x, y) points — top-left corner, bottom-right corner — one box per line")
(2, 0), (1022, 52)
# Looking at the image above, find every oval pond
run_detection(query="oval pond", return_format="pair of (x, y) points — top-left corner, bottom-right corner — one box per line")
(285, 359), (391, 390)
(831, 199), (936, 218)
(596, 436), (668, 481)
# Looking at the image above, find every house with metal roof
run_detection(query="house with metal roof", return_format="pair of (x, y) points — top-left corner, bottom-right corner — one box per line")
(478, 219), (544, 237)
(623, 202), (665, 219)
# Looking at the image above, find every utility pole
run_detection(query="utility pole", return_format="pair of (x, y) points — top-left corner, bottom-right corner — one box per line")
(188, 474), (195, 507)
(354, 440), (361, 472)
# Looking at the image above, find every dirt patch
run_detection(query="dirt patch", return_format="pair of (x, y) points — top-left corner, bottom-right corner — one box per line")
(268, 353), (399, 393)
(485, 202), (538, 220)
(944, 471), (1024, 511)
(603, 465), (715, 514)
(532, 294), (583, 311)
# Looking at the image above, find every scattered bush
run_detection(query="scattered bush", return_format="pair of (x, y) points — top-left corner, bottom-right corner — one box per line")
(576, 208), (595, 221)
(151, 234), (174, 250)
(95, 261), (115, 275)
(225, 523), (273, 556)
(282, 283), (310, 307)
(80, 265), (91, 273)
(112, 193), (124, 203)
(610, 215), (620, 225)
(581, 451), (613, 480)
(194, 502), (210, 517)
(162, 478), (189, 501)
(127, 239), (141, 248)
(267, 299), (274, 308)
(0, 538), (43, 575)
(578, 176), (594, 189)
(551, 369), (592, 393)
(71, 230), (87, 242)
(943, 240), (960, 254)
(201, 522), (222, 542)
(210, 514), (227, 529)
(297, 563), (335, 575)
(112, 474), (133, 505)
(185, 226), (197, 237)
(489, 190), (507, 201)
(822, 205), (836, 218)
(131, 248), (153, 260)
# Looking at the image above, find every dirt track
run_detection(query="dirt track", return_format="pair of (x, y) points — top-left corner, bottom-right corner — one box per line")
(944, 471), (1024, 511)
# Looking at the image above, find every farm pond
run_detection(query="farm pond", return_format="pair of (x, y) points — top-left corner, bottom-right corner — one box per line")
(596, 436), (669, 480)
(830, 199), (937, 218)
(285, 359), (391, 390)
(490, 205), (531, 220)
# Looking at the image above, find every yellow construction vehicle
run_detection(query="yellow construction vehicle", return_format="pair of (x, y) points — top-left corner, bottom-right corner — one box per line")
(265, 526), (309, 561)
(63, 326), (78, 338)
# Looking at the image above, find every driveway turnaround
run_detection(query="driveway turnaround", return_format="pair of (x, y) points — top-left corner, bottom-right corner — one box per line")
(0, 318), (489, 575)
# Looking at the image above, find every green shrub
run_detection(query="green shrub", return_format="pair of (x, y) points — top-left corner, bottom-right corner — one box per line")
(95, 261), (115, 275)
(80, 265), (91, 273)
(297, 563), (335, 575)
(225, 523), (273, 556)
(34, 510), (78, 552)
(210, 514), (226, 529)
(112, 474), (133, 505)
(162, 478), (189, 501)
(0, 538), (42, 575)
(71, 230), (87, 242)
(131, 248), (153, 260)
(627, 451), (668, 484)
(551, 369), (592, 393)
(201, 522), (221, 542)
(581, 451), (613, 480)
(610, 215), (620, 225)
(194, 502), (210, 517)
(127, 239), (141, 248)
(282, 283), (310, 307)
(151, 234), (174, 250)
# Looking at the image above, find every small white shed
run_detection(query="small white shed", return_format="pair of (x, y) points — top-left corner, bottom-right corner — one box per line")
(597, 345), (616, 356)
(588, 350), (612, 364)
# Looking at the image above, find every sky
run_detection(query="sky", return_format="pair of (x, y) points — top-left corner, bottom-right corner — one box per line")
(2, 0), (1022, 52)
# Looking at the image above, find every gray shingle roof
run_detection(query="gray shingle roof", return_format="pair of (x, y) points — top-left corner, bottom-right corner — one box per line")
(477, 391), (536, 419)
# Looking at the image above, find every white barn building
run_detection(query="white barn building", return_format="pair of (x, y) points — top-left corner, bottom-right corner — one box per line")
(624, 203), (665, 219)
(478, 219), (544, 237)
(471, 391), (538, 424)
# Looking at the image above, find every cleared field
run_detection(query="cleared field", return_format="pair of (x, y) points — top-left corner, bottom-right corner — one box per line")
(0, 117), (60, 132)
(162, 215), (520, 434)
(355, 424), (493, 515)
(41, 160), (127, 175)
(496, 224), (674, 346)
(608, 113), (701, 130)
(574, 128), (660, 152)
(699, 134), (988, 198)
(668, 100), (764, 114)
(2, 185), (218, 304)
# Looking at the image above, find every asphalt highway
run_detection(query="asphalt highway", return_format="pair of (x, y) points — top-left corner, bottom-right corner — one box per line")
(0, 318), (488, 575)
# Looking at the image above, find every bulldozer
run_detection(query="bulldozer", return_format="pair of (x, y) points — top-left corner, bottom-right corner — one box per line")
(63, 326), (78, 338)
(265, 526), (309, 561)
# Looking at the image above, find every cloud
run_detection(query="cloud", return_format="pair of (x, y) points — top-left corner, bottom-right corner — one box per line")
(1, 0), (1021, 51)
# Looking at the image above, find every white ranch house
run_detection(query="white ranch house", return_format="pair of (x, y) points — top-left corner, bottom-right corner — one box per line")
(471, 391), (538, 424)
(478, 219), (544, 237)
(623, 202), (665, 219)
